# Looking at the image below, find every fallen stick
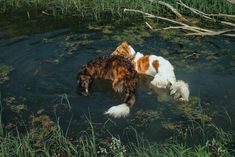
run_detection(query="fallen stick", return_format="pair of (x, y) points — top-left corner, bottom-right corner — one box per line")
(187, 29), (235, 37)
(124, 3), (235, 37)
(125, 8), (210, 33)
(177, 0), (235, 27)
(146, 22), (235, 37)
(124, 8), (188, 27)
(145, 23), (210, 33)
(148, 0), (188, 22)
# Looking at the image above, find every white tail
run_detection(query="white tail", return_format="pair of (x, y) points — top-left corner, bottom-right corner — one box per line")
(170, 80), (190, 102)
(104, 103), (130, 118)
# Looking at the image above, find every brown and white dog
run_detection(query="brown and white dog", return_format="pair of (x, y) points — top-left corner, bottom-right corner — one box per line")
(77, 55), (137, 118)
(112, 42), (190, 101)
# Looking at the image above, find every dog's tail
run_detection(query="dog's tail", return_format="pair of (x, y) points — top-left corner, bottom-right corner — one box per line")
(104, 94), (135, 118)
(170, 80), (190, 102)
(104, 103), (130, 118)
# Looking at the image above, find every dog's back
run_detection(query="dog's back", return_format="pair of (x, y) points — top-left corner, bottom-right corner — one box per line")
(77, 55), (138, 118)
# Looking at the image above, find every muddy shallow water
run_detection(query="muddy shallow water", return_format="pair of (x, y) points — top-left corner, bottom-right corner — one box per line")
(0, 16), (235, 143)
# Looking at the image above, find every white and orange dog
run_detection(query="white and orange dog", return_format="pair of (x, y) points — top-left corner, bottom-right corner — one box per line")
(112, 42), (190, 101)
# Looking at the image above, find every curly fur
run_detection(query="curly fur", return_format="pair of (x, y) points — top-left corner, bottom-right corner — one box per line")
(77, 55), (137, 118)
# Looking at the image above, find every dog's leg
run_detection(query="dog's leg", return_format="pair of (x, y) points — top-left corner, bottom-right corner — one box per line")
(105, 79), (136, 118)
(170, 80), (189, 101)
(150, 74), (168, 88)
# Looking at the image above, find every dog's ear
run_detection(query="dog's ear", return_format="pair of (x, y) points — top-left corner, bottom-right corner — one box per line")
(121, 41), (129, 48)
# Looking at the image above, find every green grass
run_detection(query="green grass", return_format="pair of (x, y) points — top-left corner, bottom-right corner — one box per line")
(0, 94), (4, 136)
(0, 94), (234, 157)
(0, 0), (234, 20)
(0, 120), (234, 157)
(0, 113), (234, 156)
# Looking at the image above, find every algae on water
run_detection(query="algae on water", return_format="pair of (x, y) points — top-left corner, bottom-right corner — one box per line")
(0, 65), (14, 84)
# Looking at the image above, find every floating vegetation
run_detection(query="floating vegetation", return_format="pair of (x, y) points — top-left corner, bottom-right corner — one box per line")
(4, 96), (27, 113)
(29, 115), (57, 149)
(162, 121), (182, 130)
(64, 34), (94, 55)
(128, 109), (160, 129)
(42, 38), (53, 44)
(0, 65), (14, 84)
(9, 104), (27, 113)
(173, 96), (213, 122)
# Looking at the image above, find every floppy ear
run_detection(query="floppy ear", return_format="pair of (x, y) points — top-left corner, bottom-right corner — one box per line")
(121, 41), (129, 48)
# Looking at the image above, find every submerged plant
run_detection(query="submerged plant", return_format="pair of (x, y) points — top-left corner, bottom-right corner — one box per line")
(0, 65), (14, 84)
(128, 109), (160, 129)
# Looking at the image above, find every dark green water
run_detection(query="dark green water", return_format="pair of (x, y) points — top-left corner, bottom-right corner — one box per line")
(0, 16), (235, 143)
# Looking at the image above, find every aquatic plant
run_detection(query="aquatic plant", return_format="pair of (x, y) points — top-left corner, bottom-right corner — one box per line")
(128, 109), (160, 129)
(0, 65), (14, 84)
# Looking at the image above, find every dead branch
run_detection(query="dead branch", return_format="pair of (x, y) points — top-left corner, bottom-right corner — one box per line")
(125, 8), (210, 34)
(177, 0), (235, 27)
(124, 1), (235, 38)
(207, 13), (235, 18)
(227, 0), (235, 5)
(124, 8), (188, 27)
(187, 29), (235, 37)
(148, 0), (188, 22)
(145, 22), (212, 33)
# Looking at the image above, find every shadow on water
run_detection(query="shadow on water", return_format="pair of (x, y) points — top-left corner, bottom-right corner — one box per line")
(0, 15), (235, 143)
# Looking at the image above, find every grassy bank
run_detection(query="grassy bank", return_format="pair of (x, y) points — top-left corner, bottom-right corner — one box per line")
(0, 0), (234, 20)
(0, 117), (234, 157)
(0, 100), (234, 157)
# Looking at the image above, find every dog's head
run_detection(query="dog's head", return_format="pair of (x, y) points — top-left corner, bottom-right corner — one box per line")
(77, 74), (92, 96)
(111, 42), (136, 59)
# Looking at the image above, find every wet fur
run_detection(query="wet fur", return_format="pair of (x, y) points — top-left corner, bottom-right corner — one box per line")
(112, 42), (190, 102)
(77, 55), (137, 117)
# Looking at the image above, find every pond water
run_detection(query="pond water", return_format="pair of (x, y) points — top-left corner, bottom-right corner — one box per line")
(0, 16), (235, 144)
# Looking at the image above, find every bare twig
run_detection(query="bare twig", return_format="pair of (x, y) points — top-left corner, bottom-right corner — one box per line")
(227, 0), (235, 5)
(148, 0), (188, 22)
(42, 11), (50, 16)
(124, 8), (188, 26)
(27, 11), (30, 20)
(177, 0), (235, 27)
(178, 0), (235, 18)
(145, 22), (154, 30)
(125, 8), (210, 33)
(150, 25), (211, 33)
(187, 29), (235, 37)
(124, 1), (235, 38)
(207, 13), (235, 18)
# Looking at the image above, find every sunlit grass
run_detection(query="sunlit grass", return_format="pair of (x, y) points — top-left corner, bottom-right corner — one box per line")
(0, 0), (234, 20)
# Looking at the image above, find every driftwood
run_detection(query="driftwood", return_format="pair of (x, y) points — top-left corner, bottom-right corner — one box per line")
(177, 0), (235, 27)
(124, 0), (235, 37)
(227, 0), (235, 5)
(148, 0), (188, 22)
